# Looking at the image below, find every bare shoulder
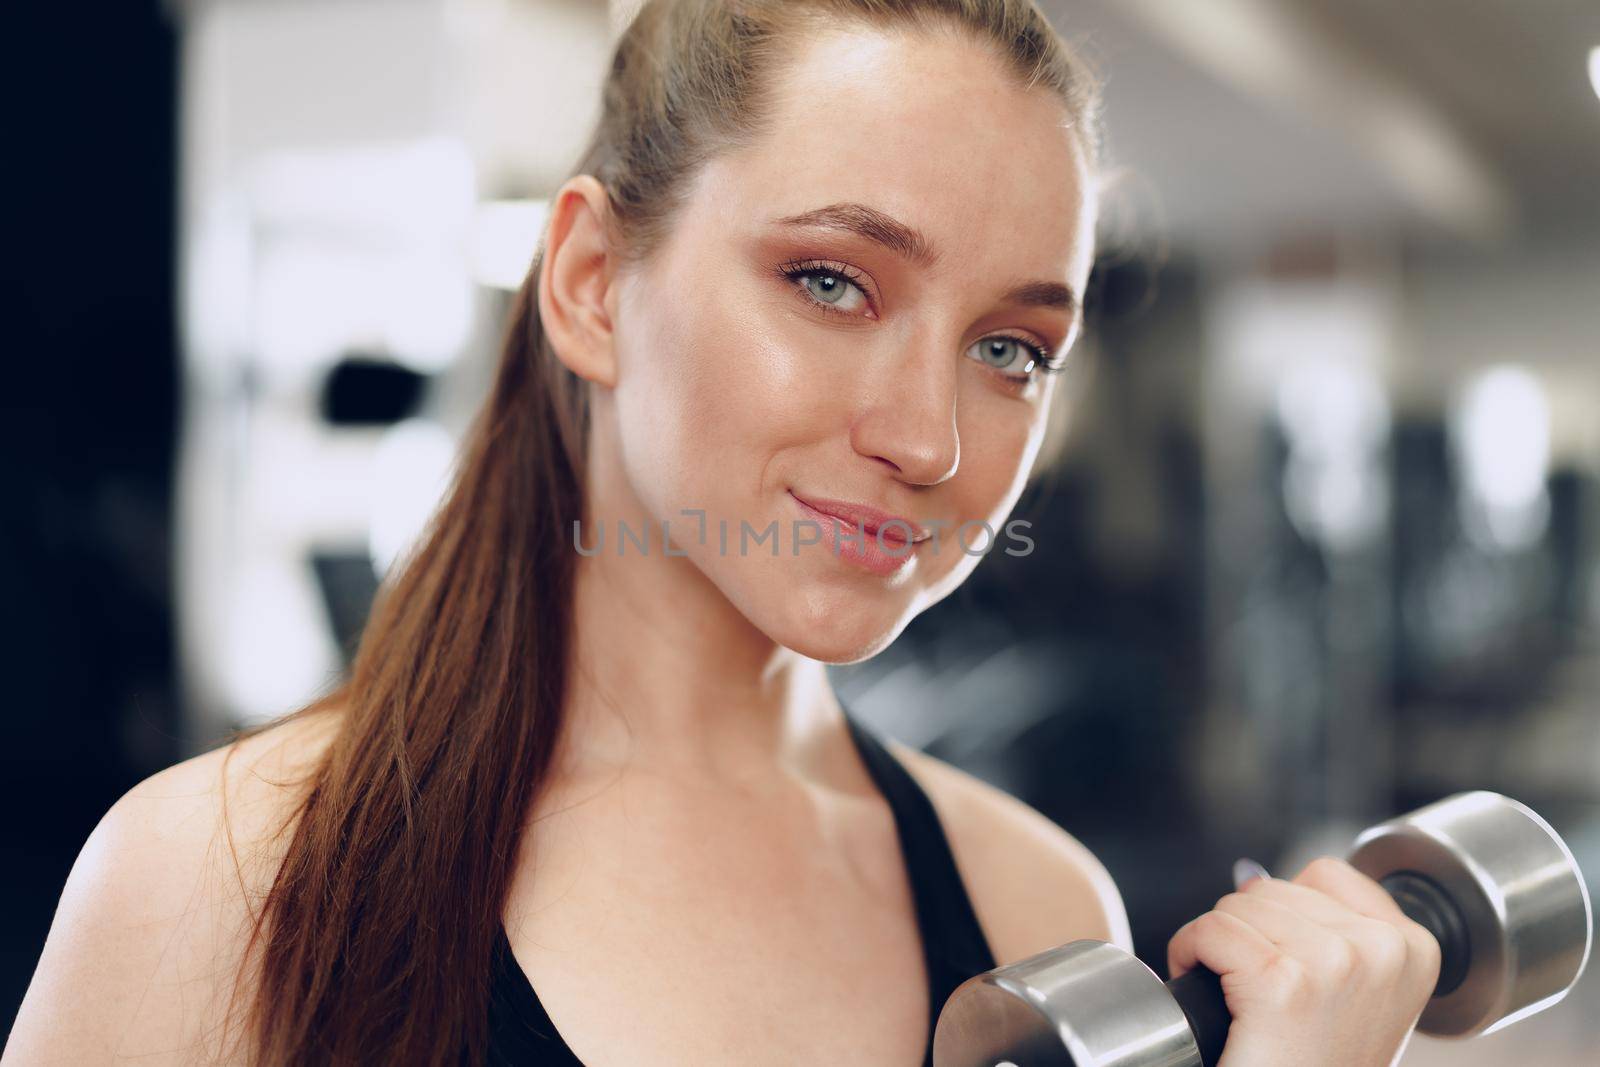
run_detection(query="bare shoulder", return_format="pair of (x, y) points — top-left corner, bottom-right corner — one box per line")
(886, 738), (1133, 966)
(4, 707), (343, 1066)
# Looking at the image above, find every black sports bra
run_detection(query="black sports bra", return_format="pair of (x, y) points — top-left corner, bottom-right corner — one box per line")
(483, 708), (997, 1065)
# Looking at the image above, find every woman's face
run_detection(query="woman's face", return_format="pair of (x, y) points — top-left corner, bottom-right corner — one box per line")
(594, 25), (1096, 663)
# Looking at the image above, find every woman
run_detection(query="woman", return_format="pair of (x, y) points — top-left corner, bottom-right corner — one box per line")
(7, 1), (1442, 1064)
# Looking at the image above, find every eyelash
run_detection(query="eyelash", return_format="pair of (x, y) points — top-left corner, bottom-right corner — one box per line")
(774, 259), (1065, 383)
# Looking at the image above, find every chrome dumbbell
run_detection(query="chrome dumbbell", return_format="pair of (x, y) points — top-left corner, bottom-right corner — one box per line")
(932, 791), (1593, 1067)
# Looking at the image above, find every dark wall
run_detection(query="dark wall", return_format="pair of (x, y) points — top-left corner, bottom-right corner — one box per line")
(1, 0), (181, 1035)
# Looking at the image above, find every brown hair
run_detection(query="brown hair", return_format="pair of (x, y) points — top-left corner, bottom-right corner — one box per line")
(224, 1), (1102, 1063)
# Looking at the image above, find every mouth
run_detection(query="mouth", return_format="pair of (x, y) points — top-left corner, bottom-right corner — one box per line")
(787, 490), (923, 578)
(786, 490), (931, 547)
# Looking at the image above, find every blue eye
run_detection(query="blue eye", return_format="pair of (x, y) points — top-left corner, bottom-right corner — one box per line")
(966, 336), (1056, 384)
(781, 262), (870, 315)
(803, 273), (860, 307)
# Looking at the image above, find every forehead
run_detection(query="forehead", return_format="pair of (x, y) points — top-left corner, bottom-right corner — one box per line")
(691, 23), (1095, 282)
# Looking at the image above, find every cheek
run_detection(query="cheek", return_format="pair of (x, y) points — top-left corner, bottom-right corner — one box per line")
(611, 290), (824, 520)
(902, 404), (1044, 600)
(954, 396), (1049, 522)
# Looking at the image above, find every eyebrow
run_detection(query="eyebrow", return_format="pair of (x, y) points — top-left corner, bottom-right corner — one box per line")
(768, 200), (1081, 317)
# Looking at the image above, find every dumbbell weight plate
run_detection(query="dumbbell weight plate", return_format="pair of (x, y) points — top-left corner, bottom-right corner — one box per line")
(1346, 790), (1593, 1038)
(933, 940), (1202, 1067)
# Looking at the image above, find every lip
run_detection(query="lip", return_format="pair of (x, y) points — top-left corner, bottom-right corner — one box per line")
(787, 491), (931, 544)
(788, 491), (924, 578)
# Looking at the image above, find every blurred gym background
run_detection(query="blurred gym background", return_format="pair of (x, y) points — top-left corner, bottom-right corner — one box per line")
(6, 1), (1599, 1059)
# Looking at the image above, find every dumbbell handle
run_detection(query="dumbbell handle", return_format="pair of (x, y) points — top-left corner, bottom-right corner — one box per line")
(1165, 871), (1472, 1067)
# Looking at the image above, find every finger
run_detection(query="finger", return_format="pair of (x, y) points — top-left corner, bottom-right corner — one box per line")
(1233, 857), (1271, 889)
(1167, 907), (1280, 981)
(1292, 858), (1443, 982)
(1235, 879), (1408, 945)
(1239, 876), (1364, 929)
(1213, 892), (1356, 975)
(1291, 856), (1410, 926)
(1228, 883), (1431, 987)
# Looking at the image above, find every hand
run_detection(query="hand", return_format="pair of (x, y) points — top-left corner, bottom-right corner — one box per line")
(1166, 856), (1443, 1067)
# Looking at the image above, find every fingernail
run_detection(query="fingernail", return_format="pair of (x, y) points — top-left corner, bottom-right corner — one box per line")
(1233, 857), (1271, 889)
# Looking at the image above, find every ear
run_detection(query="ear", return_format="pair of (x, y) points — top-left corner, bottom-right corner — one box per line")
(537, 175), (620, 388)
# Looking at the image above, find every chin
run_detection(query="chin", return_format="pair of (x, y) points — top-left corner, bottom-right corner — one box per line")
(765, 588), (915, 665)
(784, 628), (902, 666)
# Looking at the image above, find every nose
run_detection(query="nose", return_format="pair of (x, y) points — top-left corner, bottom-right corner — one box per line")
(848, 346), (961, 486)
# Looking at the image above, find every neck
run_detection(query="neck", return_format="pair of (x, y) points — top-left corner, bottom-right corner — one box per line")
(555, 522), (842, 788)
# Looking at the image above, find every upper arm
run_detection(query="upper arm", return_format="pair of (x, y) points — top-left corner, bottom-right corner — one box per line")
(891, 741), (1133, 966)
(5, 766), (243, 1065)
(1039, 829), (1132, 954)
(4, 712), (336, 1066)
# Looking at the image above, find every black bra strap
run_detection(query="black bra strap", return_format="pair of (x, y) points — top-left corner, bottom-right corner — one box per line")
(840, 708), (997, 985)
